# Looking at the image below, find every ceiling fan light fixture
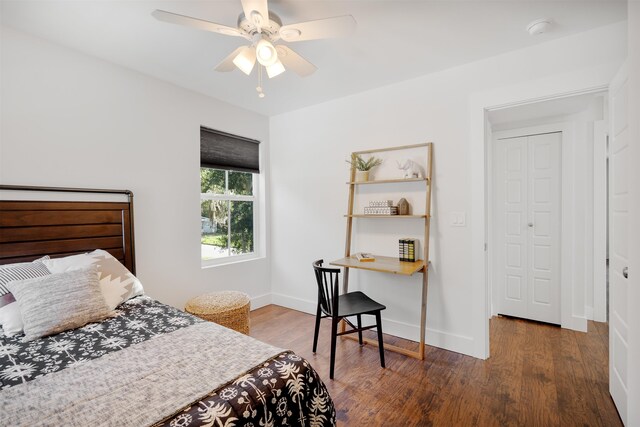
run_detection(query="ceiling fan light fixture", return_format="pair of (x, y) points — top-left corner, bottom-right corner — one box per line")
(256, 39), (278, 66)
(266, 60), (285, 78)
(153, 4), (348, 86)
(233, 46), (256, 75)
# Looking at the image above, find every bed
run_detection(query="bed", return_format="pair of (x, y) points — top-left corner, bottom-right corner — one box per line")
(0, 185), (336, 427)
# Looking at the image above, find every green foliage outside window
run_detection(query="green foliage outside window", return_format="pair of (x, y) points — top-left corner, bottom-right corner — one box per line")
(201, 168), (254, 258)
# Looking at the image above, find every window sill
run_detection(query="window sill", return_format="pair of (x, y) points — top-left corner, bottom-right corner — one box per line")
(201, 253), (265, 269)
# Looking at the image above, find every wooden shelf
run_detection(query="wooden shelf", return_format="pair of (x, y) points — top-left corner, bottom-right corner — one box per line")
(346, 177), (429, 185)
(353, 142), (431, 155)
(345, 214), (428, 218)
(330, 255), (426, 276)
(342, 142), (433, 361)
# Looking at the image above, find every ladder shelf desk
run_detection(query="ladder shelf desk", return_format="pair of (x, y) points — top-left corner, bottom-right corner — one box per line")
(331, 142), (433, 361)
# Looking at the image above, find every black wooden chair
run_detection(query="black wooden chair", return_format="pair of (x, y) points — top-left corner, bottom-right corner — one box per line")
(312, 259), (386, 379)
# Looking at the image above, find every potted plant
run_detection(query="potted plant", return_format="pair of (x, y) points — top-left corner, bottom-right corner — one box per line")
(346, 154), (383, 182)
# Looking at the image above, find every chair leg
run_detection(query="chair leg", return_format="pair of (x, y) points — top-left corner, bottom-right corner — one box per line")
(357, 314), (363, 345)
(375, 311), (385, 368)
(313, 305), (322, 353)
(330, 317), (339, 379)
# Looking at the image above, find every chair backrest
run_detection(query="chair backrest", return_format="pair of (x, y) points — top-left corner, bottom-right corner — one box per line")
(312, 259), (341, 317)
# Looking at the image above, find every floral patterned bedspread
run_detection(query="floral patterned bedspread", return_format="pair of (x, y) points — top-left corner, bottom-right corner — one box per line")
(156, 351), (335, 427)
(0, 297), (336, 427)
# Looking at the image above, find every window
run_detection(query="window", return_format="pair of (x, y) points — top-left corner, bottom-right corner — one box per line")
(200, 127), (260, 264)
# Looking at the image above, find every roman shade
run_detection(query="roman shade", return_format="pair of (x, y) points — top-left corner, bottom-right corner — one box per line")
(200, 126), (260, 174)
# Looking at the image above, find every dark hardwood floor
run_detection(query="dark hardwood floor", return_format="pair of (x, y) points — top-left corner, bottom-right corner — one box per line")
(250, 305), (622, 427)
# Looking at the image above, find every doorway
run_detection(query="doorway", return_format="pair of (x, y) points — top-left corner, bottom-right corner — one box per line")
(486, 91), (609, 330)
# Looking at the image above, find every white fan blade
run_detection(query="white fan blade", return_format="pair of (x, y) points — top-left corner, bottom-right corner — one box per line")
(240, 0), (269, 28)
(279, 15), (356, 42)
(214, 47), (247, 72)
(152, 10), (249, 39)
(276, 46), (317, 77)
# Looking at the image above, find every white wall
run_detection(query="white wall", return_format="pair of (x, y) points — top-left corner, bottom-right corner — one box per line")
(0, 26), (271, 310)
(269, 22), (627, 357)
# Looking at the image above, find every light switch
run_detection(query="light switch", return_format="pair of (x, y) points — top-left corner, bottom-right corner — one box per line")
(451, 211), (466, 227)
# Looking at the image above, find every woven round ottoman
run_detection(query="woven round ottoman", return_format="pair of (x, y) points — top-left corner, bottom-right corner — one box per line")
(185, 291), (250, 335)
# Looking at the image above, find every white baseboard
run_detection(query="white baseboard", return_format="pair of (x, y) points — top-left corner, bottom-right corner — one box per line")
(586, 306), (607, 323)
(271, 293), (476, 357)
(563, 315), (588, 332)
(250, 293), (272, 310)
(384, 318), (476, 356)
(592, 310), (607, 323)
(271, 293), (316, 315)
(585, 305), (594, 320)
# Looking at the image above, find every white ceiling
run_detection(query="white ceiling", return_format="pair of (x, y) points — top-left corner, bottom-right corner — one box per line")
(1, 1), (627, 116)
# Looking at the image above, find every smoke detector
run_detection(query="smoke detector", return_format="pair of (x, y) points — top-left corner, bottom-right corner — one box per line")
(527, 18), (553, 35)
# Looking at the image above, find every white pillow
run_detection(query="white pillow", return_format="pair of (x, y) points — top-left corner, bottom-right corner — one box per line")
(0, 257), (51, 336)
(43, 249), (144, 310)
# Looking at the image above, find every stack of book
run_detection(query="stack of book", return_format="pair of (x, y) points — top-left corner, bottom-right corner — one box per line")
(399, 238), (418, 262)
(354, 252), (375, 262)
(364, 200), (398, 215)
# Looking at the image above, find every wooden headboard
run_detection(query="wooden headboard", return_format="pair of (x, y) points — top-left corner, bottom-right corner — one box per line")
(0, 185), (136, 274)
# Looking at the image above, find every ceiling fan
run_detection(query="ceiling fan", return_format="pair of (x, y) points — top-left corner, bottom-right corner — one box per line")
(152, 0), (356, 97)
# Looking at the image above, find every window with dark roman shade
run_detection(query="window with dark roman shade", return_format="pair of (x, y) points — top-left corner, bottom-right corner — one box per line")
(200, 126), (260, 174)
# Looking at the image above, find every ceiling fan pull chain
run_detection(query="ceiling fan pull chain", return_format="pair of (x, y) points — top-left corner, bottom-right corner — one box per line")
(256, 65), (265, 98)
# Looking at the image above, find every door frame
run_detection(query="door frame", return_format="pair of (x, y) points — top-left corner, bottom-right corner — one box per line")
(488, 124), (569, 325)
(469, 73), (612, 359)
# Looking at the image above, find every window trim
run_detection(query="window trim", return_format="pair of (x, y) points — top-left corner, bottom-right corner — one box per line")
(200, 171), (260, 267)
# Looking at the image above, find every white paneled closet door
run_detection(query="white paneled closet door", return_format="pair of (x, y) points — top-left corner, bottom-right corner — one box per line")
(495, 132), (561, 324)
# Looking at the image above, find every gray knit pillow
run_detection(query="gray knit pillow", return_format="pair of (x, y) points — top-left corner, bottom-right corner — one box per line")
(6, 266), (114, 341)
(0, 257), (51, 336)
